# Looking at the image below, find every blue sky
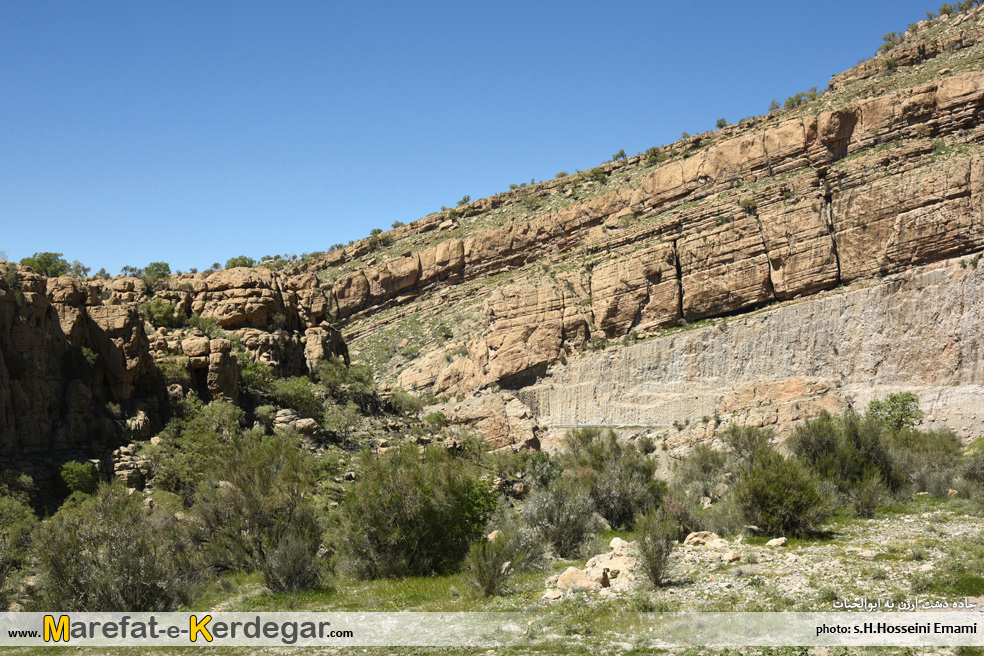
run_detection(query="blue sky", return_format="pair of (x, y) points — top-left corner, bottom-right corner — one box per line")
(1, 1), (932, 274)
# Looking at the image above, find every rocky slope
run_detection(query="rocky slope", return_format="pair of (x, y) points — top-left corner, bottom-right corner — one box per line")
(0, 264), (345, 478)
(2, 6), (984, 466)
(290, 6), (984, 447)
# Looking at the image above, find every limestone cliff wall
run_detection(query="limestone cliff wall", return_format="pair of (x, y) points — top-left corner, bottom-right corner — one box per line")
(517, 258), (984, 447)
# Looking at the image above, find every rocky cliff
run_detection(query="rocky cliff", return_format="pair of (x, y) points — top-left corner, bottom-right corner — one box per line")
(3, 6), (984, 461)
(0, 264), (345, 474)
(291, 6), (984, 447)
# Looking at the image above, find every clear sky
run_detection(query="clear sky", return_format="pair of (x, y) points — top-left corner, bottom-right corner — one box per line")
(1, 0), (933, 274)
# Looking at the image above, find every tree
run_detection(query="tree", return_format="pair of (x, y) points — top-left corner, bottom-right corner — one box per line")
(716, 118), (728, 129)
(225, 255), (256, 269)
(391, 221), (405, 229)
(769, 99), (781, 112)
(69, 260), (90, 277)
(457, 195), (471, 206)
(866, 392), (924, 432)
(145, 261), (171, 284)
(612, 149), (627, 161)
(19, 252), (69, 277)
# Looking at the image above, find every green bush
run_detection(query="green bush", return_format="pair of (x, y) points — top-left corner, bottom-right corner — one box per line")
(158, 356), (191, 388)
(339, 444), (497, 578)
(254, 404), (277, 431)
(322, 401), (362, 438)
(196, 431), (325, 592)
(269, 377), (322, 419)
(731, 450), (830, 537)
(887, 428), (963, 495)
(31, 484), (204, 611)
(963, 451), (984, 488)
(716, 118), (728, 129)
(258, 504), (326, 593)
(522, 479), (598, 558)
(789, 411), (902, 497)
(225, 255), (256, 269)
(464, 518), (541, 597)
(148, 399), (241, 504)
(238, 357), (272, 394)
(0, 496), (37, 601)
(424, 411), (450, 428)
(186, 313), (226, 338)
(60, 461), (99, 495)
(636, 509), (678, 587)
(316, 356), (379, 413)
(561, 428), (663, 529)
(388, 388), (423, 416)
(670, 443), (728, 503)
(846, 471), (890, 518)
(140, 298), (182, 328)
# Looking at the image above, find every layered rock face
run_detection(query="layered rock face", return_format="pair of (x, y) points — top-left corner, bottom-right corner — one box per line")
(0, 264), (345, 466)
(519, 258), (984, 448)
(293, 8), (984, 444)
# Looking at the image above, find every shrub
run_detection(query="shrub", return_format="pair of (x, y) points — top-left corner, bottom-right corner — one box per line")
(391, 220), (405, 229)
(555, 171), (568, 178)
(141, 298), (182, 328)
(846, 471), (890, 518)
(464, 516), (541, 597)
(866, 392), (924, 432)
(739, 198), (757, 213)
(636, 509), (678, 587)
(457, 195), (471, 206)
(561, 428), (663, 529)
(225, 255), (256, 269)
(60, 461), (99, 495)
(522, 479), (597, 558)
(0, 496), (37, 600)
(19, 252), (69, 277)
(887, 428), (963, 494)
(31, 484), (204, 611)
(611, 149), (627, 161)
(424, 411), (450, 427)
(196, 432), (324, 592)
(670, 443), (728, 502)
(716, 118), (728, 129)
(158, 356), (191, 388)
(269, 376), (322, 419)
(316, 356), (379, 413)
(789, 411), (901, 497)
(731, 450), (830, 537)
(258, 504), (325, 593)
(322, 401), (362, 438)
(388, 388), (423, 416)
(254, 404), (277, 431)
(148, 399), (241, 503)
(587, 167), (608, 184)
(186, 313), (225, 338)
(721, 424), (773, 471)
(238, 357), (272, 394)
(963, 451), (984, 488)
(339, 444), (496, 578)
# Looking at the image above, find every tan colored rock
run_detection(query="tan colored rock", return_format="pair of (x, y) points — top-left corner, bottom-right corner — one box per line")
(556, 567), (601, 592)
(181, 337), (210, 357)
(684, 531), (720, 546)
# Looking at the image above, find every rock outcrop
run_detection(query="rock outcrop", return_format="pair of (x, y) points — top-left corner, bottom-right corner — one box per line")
(287, 8), (984, 446)
(0, 263), (346, 472)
